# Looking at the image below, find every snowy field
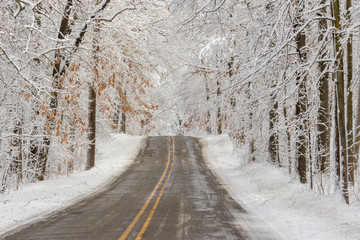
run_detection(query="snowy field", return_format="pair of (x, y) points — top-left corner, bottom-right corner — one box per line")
(201, 135), (360, 240)
(0, 134), (145, 236)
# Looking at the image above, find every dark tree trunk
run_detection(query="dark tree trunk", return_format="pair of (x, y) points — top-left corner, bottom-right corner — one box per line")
(86, 0), (102, 170)
(296, 79), (308, 184)
(345, 0), (356, 185)
(267, 2), (280, 166)
(247, 83), (255, 162)
(335, 89), (341, 187)
(86, 83), (96, 170)
(293, 0), (308, 184)
(120, 90), (127, 133)
(120, 111), (126, 133)
(317, 0), (330, 174)
(228, 57), (236, 109)
(37, 0), (73, 180)
(269, 96), (279, 165)
(355, 88), (360, 166)
(216, 80), (222, 135)
(332, 0), (349, 204)
(283, 106), (292, 174)
(13, 117), (23, 189)
(205, 80), (211, 134)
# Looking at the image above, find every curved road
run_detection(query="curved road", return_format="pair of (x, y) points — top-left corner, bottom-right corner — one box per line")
(3, 136), (279, 240)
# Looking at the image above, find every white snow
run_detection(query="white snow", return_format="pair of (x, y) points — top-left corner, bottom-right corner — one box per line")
(200, 135), (360, 240)
(0, 134), (145, 236)
(2, 134), (359, 239)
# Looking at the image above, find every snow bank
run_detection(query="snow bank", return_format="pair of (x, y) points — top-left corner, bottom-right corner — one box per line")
(201, 135), (360, 240)
(0, 134), (145, 235)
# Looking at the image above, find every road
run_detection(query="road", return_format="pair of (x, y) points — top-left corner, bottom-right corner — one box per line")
(3, 136), (278, 240)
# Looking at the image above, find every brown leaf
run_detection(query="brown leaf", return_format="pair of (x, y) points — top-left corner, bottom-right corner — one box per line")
(23, 93), (31, 101)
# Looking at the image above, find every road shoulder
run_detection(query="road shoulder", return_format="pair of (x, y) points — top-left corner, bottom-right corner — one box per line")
(199, 136), (283, 240)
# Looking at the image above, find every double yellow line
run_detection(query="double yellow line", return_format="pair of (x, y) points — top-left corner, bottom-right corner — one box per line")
(119, 136), (175, 240)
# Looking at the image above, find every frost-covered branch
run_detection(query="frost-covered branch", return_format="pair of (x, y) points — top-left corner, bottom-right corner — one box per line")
(233, 17), (324, 89)
(24, 25), (72, 43)
(94, 7), (136, 22)
(0, 46), (39, 93)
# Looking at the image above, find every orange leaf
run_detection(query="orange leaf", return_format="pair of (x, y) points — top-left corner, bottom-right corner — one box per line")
(23, 93), (31, 101)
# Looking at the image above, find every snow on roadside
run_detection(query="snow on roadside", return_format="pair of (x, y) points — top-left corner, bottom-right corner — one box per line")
(0, 134), (145, 236)
(200, 135), (360, 240)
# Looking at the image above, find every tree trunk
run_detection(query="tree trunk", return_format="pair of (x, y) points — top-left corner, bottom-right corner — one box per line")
(346, 0), (356, 185)
(332, 0), (349, 204)
(267, 3), (280, 166)
(86, 1), (101, 170)
(86, 83), (97, 170)
(335, 89), (341, 188)
(120, 111), (126, 133)
(296, 79), (308, 184)
(283, 106), (292, 174)
(293, 0), (308, 184)
(317, 0), (330, 173)
(119, 90), (127, 133)
(38, 0), (73, 180)
(247, 83), (255, 162)
(269, 95), (279, 165)
(228, 57), (236, 109)
(13, 116), (23, 189)
(216, 80), (222, 135)
(355, 85), (360, 165)
(205, 79), (211, 134)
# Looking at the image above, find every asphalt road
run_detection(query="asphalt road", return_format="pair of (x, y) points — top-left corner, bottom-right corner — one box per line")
(3, 136), (279, 240)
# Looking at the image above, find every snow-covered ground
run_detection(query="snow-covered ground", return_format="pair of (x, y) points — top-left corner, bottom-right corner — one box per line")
(0, 134), (145, 236)
(2, 134), (359, 239)
(200, 135), (360, 240)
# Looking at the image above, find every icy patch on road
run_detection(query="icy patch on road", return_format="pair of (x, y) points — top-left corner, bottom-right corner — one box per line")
(0, 134), (145, 236)
(200, 135), (360, 240)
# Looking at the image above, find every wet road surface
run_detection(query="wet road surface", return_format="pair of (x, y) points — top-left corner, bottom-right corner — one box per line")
(2, 136), (279, 240)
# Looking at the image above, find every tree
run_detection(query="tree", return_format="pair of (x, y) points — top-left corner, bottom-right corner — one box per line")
(0, 0), (161, 192)
(332, 0), (349, 204)
(345, 0), (357, 185)
(38, 0), (74, 180)
(293, 0), (308, 184)
(267, 2), (280, 166)
(317, 0), (330, 174)
(356, 91), (360, 165)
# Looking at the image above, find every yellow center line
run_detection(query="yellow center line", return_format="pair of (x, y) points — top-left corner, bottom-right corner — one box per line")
(135, 136), (175, 240)
(118, 137), (172, 240)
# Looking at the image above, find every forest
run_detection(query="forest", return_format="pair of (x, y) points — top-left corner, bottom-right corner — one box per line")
(1, 0), (360, 205)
